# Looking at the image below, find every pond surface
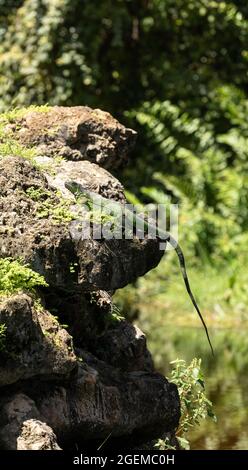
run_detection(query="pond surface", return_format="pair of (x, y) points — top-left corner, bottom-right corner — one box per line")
(190, 364), (248, 450)
(136, 318), (248, 450)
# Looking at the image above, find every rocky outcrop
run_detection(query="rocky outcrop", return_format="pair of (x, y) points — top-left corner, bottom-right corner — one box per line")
(0, 156), (163, 292)
(8, 106), (137, 170)
(0, 294), (76, 387)
(0, 395), (61, 450)
(17, 420), (61, 450)
(0, 394), (41, 450)
(0, 106), (180, 450)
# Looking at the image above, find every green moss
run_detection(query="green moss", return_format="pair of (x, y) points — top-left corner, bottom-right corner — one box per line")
(25, 186), (77, 224)
(48, 203), (76, 224)
(34, 298), (45, 312)
(0, 116), (36, 164)
(1, 105), (51, 123)
(0, 258), (48, 298)
(0, 106), (93, 225)
(35, 198), (76, 223)
(25, 186), (50, 201)
(0, 105), (51, 167)
(53, 155), (66, 165)
(43, 329), (69, 350)
(0, 140), (37, 160)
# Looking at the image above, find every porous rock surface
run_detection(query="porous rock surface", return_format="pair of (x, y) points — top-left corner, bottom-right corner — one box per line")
(17, 419), (62, 450)
(12, 106), (137, 170)
(0, 294), (76, 387)
(0, 106), (180, 450)
(0, 155), (163, 291)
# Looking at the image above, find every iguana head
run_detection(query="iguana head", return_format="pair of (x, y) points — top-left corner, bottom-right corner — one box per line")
(65, 181), (82, 196)
(65, 181), (94, 206)
(65, 181), (91, 201)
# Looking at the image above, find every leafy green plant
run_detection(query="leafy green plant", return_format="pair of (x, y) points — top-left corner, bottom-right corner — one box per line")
(108, 303), (125, 324)
(0, 258), (48, 297)
(155, 358), (216, 450)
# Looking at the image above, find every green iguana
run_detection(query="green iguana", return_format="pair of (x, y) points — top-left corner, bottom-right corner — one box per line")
(65, 180), (214, 356)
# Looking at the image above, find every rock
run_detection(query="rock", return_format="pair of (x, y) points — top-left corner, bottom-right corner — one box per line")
(0, 294), (77, 387)
(0, 105), (180, 450)
(43, 289), (115, 350)
(0, 360), (180, 449)
(42, 287), (154, 371)
(11, 106), (137, 170)
(33, 355), (180, 445)
(46, 159), (126, 202)
(0, 156), (164, 291)
(94, 321), (154, 372)
(17, 420), (61, 450)
(0, 394), (41, 450)
(75, 238), (164, 292)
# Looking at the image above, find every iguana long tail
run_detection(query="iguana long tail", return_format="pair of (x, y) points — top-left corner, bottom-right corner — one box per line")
(65, 180), (214, 355)
(168, 235), (214, 356)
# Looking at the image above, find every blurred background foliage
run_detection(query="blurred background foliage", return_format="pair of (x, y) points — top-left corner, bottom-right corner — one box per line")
(1, 0), (248, 449)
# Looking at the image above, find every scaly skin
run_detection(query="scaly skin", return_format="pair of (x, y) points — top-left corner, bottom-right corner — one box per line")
(65, 180), (214, 355)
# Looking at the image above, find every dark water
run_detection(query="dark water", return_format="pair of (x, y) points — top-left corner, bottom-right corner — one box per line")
(190, 372), (248, 450)
(137, 319), (248, 450)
